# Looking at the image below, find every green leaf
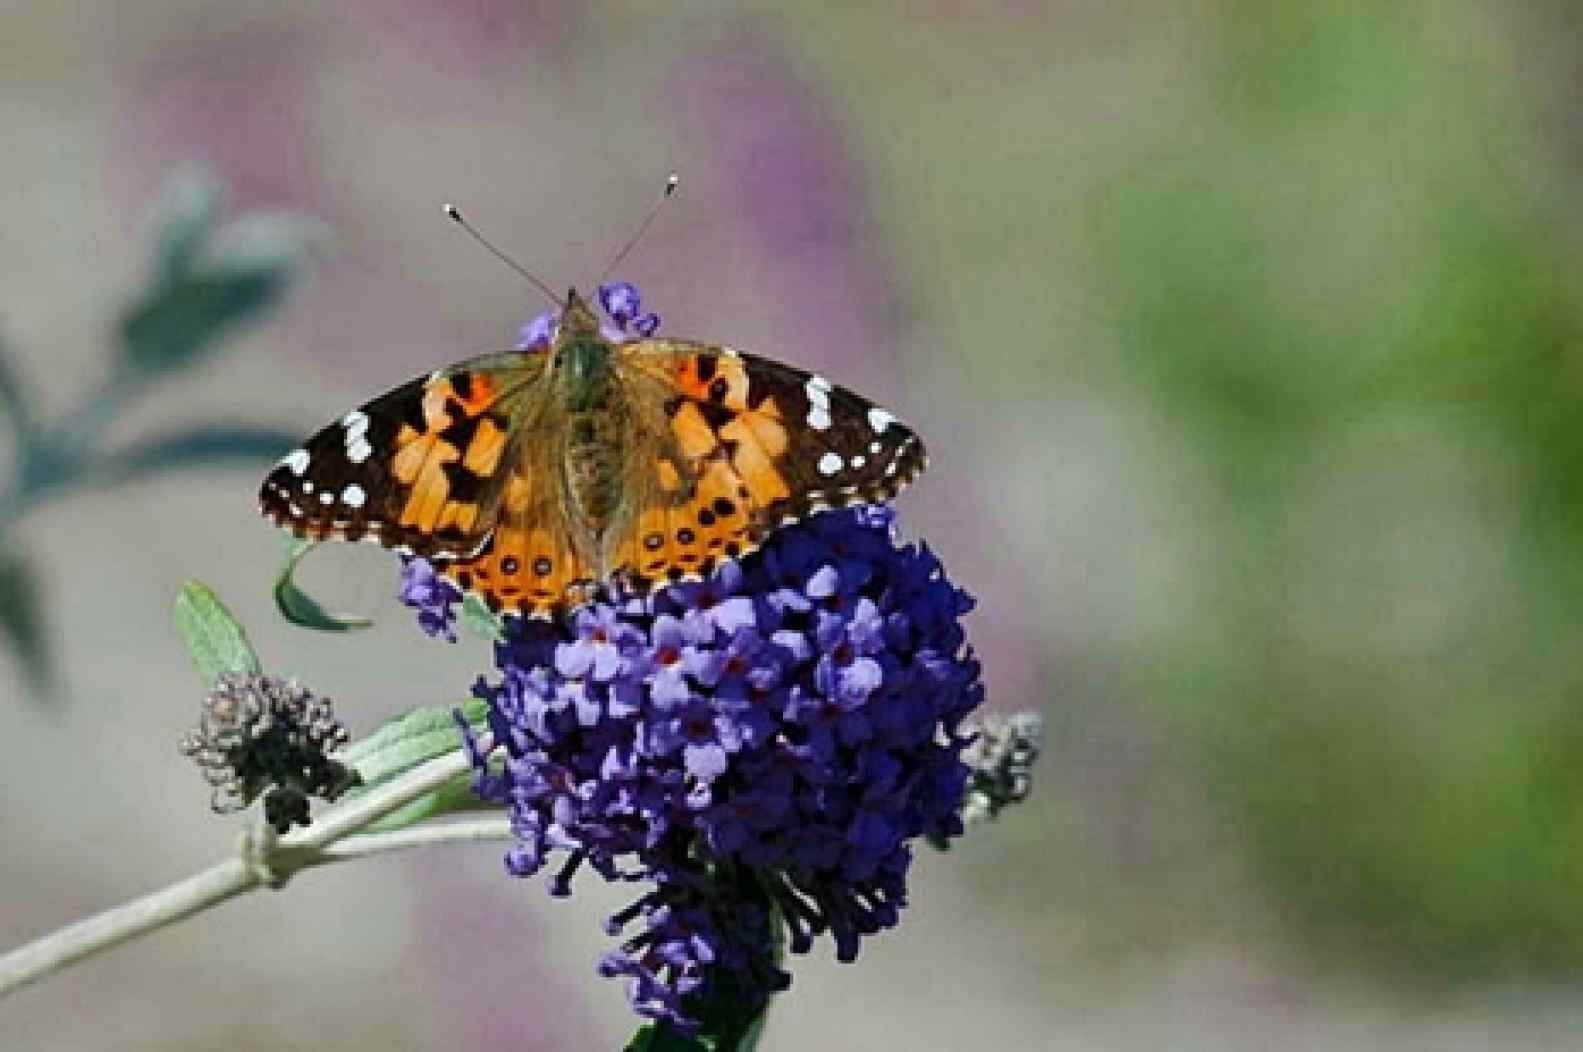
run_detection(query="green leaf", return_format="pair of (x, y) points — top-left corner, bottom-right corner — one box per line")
(625, 1024), (711, 1052)
(0, 549), (53, 699)
(0, 332), (36, 445)
(274, 539), (373, 632)
(338, 700), (493, 832)
(118, 267), (289, 377)
(119, 172), (317, 378)
(90, 423), (301, 483)
(173, 580), (262, 688)
(462, 592), (505, 642)
(339, 698), (487, 780)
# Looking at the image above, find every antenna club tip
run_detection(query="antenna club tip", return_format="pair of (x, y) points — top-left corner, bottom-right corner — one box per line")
(664, 173), (679, 195)
(444, 203), (463, 221)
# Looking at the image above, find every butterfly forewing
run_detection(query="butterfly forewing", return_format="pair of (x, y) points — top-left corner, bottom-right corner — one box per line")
(259, 352), (544, 559)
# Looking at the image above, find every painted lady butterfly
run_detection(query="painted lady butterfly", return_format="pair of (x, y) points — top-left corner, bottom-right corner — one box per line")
(259, 288), (927, 618)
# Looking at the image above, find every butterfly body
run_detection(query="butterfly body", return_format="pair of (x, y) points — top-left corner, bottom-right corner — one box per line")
(261, 288), (927, 617)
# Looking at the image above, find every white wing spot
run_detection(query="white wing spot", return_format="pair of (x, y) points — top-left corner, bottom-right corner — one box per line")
(851, 455), (866, 468)
(869, 440), (883, 454)
(818, 451), (844, 476)
(868, 407), (896, 433)
(342, 409), (370, 436)
(347, 437), (373, 464)
(808, 407), (832, 431)
(319, 490), (335, 505)
(301, 480), (314, 494)
(805, 376), (831, 410)
(281, 448), (311, 476)
(342, 483), (367, 508)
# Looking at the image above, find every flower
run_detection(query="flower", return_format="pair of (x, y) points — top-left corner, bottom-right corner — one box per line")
(398, 556), (463, 641)
(457, 505), (981, 1029)
(948, 709), (1045, 834)
(515, 279), (659, 351)
(178, 672), (360, 833)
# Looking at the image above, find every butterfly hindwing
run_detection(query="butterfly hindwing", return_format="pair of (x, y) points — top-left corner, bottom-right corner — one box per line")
(259, 353), (541, 559)
(436, 417), (599, 618)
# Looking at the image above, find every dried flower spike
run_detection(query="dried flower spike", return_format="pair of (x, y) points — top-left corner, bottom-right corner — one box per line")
(179, 672), (360, 833)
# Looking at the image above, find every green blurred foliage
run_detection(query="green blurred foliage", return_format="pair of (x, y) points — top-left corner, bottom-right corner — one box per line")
(0, 169), (312, 699)
(1085, 1), (1583, 976)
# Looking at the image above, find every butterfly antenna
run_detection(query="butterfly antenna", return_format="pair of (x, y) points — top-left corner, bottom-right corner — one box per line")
(598, 172), (679, 284)
(444, 203), (563, 308)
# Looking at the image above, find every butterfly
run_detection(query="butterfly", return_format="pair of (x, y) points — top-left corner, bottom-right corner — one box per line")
(259, 287), (927, 618)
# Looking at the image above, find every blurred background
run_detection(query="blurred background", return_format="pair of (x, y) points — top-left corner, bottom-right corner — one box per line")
(5, 1), (1583, 1048)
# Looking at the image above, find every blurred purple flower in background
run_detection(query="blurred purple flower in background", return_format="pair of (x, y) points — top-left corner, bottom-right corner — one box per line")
(670, 37), (903, 383)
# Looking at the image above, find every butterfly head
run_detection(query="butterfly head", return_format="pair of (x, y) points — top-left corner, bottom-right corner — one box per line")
(560, 287), (602, 338)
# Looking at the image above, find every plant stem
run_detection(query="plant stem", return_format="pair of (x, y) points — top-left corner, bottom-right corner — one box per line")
(0, 751), (481, 999)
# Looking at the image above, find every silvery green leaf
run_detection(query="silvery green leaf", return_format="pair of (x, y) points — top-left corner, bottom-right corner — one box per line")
(274, 539), (372, 632)
(118, 267), (290, 377)
(151, 167), (224, 283)
(338, 700), (493, 831)
(91, 423), (300, 483)
(173, 580), (262, 688)
(204, 212), (326, 274)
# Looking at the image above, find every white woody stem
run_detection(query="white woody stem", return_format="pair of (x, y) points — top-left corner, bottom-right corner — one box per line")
(0, 751), (501, 1000)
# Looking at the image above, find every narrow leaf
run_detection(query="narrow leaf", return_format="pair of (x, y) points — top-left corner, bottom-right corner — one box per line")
(338, 700), (492, 832)
(339, 699), (487, 780)
(274, 539), (373, 632)
(462, 593), (505, 642)
(173, 580), (262, 688)
(118, 268), (289, 377)
(91, 423), (300, 484)
(0, 549), (53, 699)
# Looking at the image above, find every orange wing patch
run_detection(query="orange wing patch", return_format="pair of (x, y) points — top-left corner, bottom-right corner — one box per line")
(444, 523), (596, 617)
(614, 456), (762, 589)
(388, 374), (507, 542)
(438, 463), (596, 618)
(607, 348), (799, 589)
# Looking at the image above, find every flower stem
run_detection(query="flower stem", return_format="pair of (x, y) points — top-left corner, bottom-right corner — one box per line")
(0, 751), (481, 999)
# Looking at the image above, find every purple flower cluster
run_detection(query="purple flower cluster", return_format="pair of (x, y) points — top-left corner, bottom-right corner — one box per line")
(452, 508), (980, 1028)
(398, 556), (463, 642)
(399, 284), (983, 1032)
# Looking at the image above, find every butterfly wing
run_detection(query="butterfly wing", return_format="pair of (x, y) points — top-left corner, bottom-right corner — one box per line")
(607, 339), (927, 589)
(259, 352), (545, 559)
(432, 404), (601, 618)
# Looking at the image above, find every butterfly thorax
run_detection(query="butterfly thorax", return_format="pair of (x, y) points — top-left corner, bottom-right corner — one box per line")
(552, 292), (625, 533)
